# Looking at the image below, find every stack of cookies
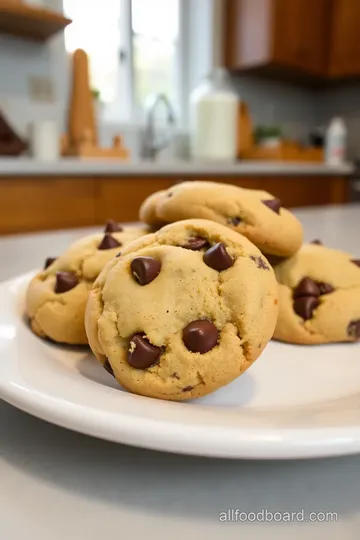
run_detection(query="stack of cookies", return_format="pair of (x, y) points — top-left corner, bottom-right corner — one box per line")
(25, 180), (360, 402)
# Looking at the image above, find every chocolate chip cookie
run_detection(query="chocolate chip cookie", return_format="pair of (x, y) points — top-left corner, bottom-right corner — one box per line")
(26, 222), (147, 345)
(273, 243), (360, 344)
(85, 219), (278, 401)
(139, 181), (303, 257)
(138, 190), (169, 229)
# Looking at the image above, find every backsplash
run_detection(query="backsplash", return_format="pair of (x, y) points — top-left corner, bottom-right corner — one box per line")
(0, 0), (68, 138)
(232, 75), (318, 144)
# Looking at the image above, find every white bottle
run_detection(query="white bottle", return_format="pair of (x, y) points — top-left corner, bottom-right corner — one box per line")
(190, 68), (238, 162)
(325, 117), (347, 166)
(29, 121), (60, 161)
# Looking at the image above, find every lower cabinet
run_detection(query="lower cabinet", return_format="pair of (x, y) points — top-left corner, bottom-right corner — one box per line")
(0, 174), (350, 234)
(96, 177), (174, 223)
(0, 177), (97, 235)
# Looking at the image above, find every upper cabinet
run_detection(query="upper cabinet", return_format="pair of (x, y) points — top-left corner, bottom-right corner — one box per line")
(224, 0), (360, 83)
(328, 0), (360, 77)
(224, 0), (329, 79)
(272, 0), (329, 76)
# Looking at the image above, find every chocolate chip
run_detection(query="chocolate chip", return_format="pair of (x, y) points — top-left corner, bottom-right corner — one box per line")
(262, 198), (281, 214)
(250, 255), (269, 270)
(54, 271), (78, 294)
(348, 320), (360, 340)
(98, 234), (121, 251)
(127, 334), (162, 369)
(103, 360), (114, 377)
(131, 257), (161, 285)
(228, 217), (242, 226)
(203, 243), (234, 271)
(293, 296), (319, 320)
(311, 239), (323, 245)
(183, 320), (219, 353)
(294, 277), (320, 298)
(182, 237), (209, 251)
(182, 386), (194, 392)
(266, 254), (286, 267)
(317, 282), (334, 295)
(44, 257), (56, 269)
(115, 252), (122, 258)
(172, 372), (180, 380)
(351, 259), (360, 268)
(104, 219), (123, 233)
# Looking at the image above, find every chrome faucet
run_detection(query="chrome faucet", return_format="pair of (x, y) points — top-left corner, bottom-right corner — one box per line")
(142, 93), (176, 160)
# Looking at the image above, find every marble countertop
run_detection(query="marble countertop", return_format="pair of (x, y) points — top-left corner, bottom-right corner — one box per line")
(1, 204), (360, 540)
(0, 157), (354, 176)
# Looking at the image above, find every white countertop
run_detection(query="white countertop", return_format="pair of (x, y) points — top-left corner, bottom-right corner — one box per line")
(1, 204), (360, 540)
(0, 157), (354, 176)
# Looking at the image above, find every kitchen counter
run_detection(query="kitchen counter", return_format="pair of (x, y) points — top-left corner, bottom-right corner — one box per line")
(0, 157), (354, 176)
(1, 204), (360, 540)
(0, 159), (353, 234)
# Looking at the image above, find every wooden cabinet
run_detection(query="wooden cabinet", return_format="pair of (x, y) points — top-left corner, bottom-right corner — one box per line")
(96, 177), (174, 224)
(224, 0), (329, 78)
(0, 177), (96, 235)
(0, 2), (71, 42)
(0, 175), (350, 235)
(273, 0), (329, 76)
(328, 0), (360, 77)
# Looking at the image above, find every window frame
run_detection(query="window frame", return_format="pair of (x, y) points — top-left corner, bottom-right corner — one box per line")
(105, 0), (186, 125)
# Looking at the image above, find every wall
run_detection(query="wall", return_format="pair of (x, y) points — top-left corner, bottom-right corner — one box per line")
(0, 0), (68, 138)
(233, 75), (318, 143)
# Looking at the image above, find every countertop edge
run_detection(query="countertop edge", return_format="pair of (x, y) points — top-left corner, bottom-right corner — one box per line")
(0, 159), (354, 177)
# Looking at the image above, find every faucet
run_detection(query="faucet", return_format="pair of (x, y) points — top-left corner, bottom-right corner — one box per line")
(142, 93), (176, 160)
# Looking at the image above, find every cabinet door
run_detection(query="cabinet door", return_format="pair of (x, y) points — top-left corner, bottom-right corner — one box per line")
(224, 0), (328, 77)
(0, 177), (96, 234)
(329, 0), (360, 77)
(273, 0), (328, 75)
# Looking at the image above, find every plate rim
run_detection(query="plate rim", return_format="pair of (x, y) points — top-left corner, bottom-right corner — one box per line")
(3, 374), (360, 460)
(2, 272), (360, 460)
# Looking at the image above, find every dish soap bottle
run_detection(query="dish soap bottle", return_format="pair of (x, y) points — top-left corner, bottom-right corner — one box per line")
(189, 67), (239, 162)
(325, 117), (347, 166)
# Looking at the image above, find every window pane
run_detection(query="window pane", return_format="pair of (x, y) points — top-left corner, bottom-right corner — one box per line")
(133, 35), (177, 111)
(132, 0), (179, 41)
(131, 0), (180, 113)
(64, 0), (122, 102)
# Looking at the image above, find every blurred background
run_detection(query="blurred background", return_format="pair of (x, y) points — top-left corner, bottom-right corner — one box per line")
(1, 0), (360, 235)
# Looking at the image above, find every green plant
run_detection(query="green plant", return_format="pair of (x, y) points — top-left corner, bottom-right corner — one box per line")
(91, 88), (101, 101)
(254, 125), (283, 143)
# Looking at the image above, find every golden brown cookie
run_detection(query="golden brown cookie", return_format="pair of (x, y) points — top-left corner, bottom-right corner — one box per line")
(273, 243), (360, 344)
(138, 190), (169, 229)
(86, 219), (279, 401)
(26, 222), (147, 344)
(139, 181), (303, 256)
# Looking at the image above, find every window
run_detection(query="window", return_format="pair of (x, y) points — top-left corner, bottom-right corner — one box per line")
(132, 0), (180, 115)
(64, 0), (182, 123)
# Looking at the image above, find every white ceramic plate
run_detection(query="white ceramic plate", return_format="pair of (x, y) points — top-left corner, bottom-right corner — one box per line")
(1, 273), (360, 460)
